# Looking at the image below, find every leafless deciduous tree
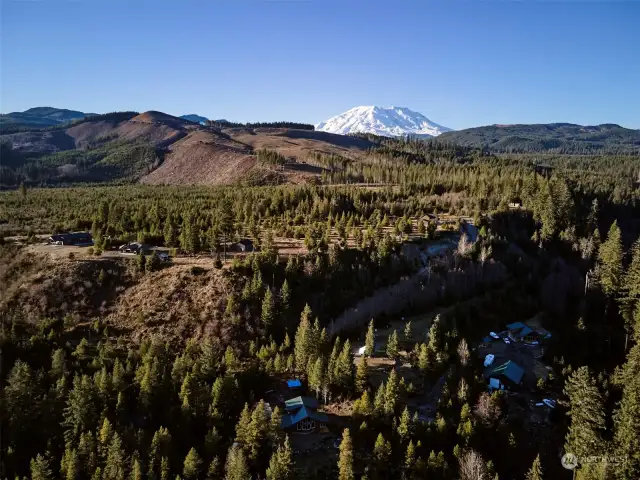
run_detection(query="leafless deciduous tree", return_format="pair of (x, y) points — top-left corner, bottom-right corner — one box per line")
(458, 449), (490, 480)
(457, 338), (470, 366)
(473, 392), (503, 427)
(457, 233), (472, 257)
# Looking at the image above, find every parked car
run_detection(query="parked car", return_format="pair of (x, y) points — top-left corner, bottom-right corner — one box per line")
(503, 337), (511, 344)
(484, 354), (495, 367)
(489, 332), (500, 339)
(543, 399), (557, 409)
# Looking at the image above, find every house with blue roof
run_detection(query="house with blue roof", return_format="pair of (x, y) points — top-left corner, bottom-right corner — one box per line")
(286, 379), (302, 390)
(506, 322), (538, 343)
(281, 396), (328, 433)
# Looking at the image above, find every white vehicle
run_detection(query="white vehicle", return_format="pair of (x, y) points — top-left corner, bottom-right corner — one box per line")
(543, 399), (557, 409)
(484, 354), (495, 367)
(535, 402), (545, 407)
(503, 337), (511, 344)
(489, 332), (500, 339)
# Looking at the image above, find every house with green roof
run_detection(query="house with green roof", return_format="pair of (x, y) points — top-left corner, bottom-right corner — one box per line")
(489, 360), (525, 390)
(281, 396), (329, 433)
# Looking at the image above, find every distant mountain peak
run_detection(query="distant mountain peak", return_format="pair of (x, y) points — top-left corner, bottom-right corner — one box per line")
(316, 105), (452, 138)
(180, 114), (209, 125)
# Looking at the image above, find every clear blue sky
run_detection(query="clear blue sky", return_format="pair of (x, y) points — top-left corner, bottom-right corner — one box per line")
(2, 0), (639, 129)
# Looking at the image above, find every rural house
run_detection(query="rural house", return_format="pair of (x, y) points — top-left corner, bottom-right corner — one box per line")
(48, 232), (93, 246)
(234, 239), (254, 252)
(119, 242), (152, 255)
(506, 322), (539, 343)
(281, 396), (328, 433)
(489, 360), (525, 390)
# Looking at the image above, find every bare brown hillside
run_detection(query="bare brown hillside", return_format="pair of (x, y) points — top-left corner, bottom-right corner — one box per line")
(229, 128), (373, 160)
(141, 130), (256, 185)
(0, 245), (241, 343)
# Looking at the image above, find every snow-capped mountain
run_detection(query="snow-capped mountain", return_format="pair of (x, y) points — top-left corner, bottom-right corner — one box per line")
(316, 106), (452, 138)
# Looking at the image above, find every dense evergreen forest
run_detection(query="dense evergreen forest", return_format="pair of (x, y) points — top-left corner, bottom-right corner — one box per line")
(1, 130), (640, 480)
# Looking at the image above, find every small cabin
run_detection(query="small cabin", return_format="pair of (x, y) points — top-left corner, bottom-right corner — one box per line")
(48, 232), (93, 246)
(281, 396), (328, 433)
(234, 239), (254, 252)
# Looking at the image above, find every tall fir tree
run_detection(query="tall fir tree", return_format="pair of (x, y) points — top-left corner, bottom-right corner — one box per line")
(261, 288), (275, 328)
(525, 454), (543, 480)
(224, 444), (249, 480)
(597, 220), (623, 298)
(337, 429), (354, 480)
(613, 360), (640, 479)
(386, 330), (399, 359)
(30, 454), (53, 480)
(564, 367), (606, 461)
(365, 320), (376, 357)
(266, 436), (293, 480)
(103, 432), (126, 480)
(183, 447), (202, 480)
(294, 304), (314, 371)
(355, 357), (369, 394)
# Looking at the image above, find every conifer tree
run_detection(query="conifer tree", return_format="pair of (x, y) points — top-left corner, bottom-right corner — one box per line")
(418, 343), (429, 373)
(397, 406), (411, 442)
(294, 304), (314, 371)
(613, 371), (640, 479)
(261, 288), (275, 328)
(373, 433), (391, 471)
(373, 383), (386, 417)
(266, 436), (293, 480)
(352, 390), (372, 417)
(30, 454), (53, 480)
(384, 369), (400, 416)
(103, 432), (126, 480)
(597, 220), (623, 298)
(160, 457), (170, 480)
(355, 357), (369, 393)
(129, 452), (143, 480)
(564, 367), (606, 460)
(365, 320), (376, 357)
(247, 400), (270, 461)
(234, 403), (252, 447)
(404, 321), (413, 342)
(386, 330), (399, 359)
(270, 406), (283, 444)
(622, 237), (640, 307)
(206, 457), (221, 480)
(333, 340), (354, 391)
(163, 216), (178, 248)
(337, 429), (354, 480)
(183, 447), (202, 480)
(525, 454), (543, 480)
(51, 348), (67, 379)
(224, 444), (249, 480)
(279, 280), (290, 318)
(308, 356), (325, 398)
(405, 440), (416, 479)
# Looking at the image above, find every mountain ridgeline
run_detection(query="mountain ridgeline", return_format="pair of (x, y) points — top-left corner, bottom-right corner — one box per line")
(439, 122), (640, 155)
(1, 106), (639, 188)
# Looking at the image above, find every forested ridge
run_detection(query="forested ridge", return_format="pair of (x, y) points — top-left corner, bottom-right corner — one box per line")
(1, 123), (640, 479)
(439, 123), (640, 155)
